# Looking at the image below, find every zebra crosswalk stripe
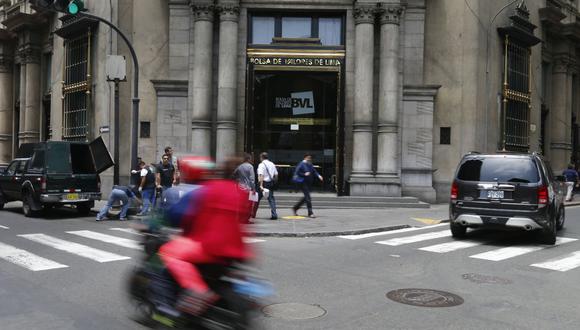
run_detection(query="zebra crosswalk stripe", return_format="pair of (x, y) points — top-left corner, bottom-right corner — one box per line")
(0, 241), (68, 271)
(67, 230), (141, 250)
(19, 234), (131, 263)
(375, 230), (451, 246)
(470, 237), (577, 261)
(419, 240), (484, 253)
(244, 238), (265, 244)
(531, 251), (580, 272)
(109, 228), (142, 235)
(338, 224), (448, 240)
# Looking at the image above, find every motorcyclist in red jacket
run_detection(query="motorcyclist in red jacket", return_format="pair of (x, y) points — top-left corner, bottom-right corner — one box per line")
(159, 156), (253, 315)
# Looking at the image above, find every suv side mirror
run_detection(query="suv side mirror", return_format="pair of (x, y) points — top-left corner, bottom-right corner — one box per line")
(555, 175), (566, 182)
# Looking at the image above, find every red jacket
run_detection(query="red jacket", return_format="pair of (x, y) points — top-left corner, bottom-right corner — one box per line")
(181, 179), (253, 260)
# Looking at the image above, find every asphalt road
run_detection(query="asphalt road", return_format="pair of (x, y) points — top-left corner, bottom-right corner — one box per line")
(1, 202), (580, 329)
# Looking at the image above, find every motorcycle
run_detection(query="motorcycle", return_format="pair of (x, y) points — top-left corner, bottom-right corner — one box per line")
(127, 226), (271, 329)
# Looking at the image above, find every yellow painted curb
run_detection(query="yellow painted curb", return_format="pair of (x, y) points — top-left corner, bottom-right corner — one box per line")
(412, 217), (441, 225)
(282, 215), (307, 220)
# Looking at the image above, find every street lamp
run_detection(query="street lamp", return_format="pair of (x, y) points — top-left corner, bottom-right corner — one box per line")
(35, 0), (140, 179)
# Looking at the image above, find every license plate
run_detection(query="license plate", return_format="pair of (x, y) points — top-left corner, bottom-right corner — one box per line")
(66, 193), (79, 200)
(486, 190), (504, 199)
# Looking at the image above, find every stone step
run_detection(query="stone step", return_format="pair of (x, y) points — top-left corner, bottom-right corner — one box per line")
(259, 202), (430, 209)
(257, 195), (430, 209)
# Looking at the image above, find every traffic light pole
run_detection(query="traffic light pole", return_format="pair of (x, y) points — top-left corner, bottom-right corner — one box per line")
(77, 11), (140, 174)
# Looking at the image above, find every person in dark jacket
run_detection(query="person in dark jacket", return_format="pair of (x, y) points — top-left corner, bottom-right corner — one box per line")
(292, 154), (323, 218)
(563, 164), (578, 201)
(138, 161), (157, 215)
(96, 185), (140, 221)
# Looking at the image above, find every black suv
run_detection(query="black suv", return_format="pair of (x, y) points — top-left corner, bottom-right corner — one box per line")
(449, 152), (566, 245)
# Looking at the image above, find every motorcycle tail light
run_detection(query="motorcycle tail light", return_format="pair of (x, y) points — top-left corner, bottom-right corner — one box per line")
(450, 181), (458, 201)
(538, 185), (548, 207)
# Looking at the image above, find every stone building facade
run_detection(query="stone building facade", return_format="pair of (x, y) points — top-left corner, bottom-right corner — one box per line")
(2, 0), (576, 202)
(426, 0), (580, 201)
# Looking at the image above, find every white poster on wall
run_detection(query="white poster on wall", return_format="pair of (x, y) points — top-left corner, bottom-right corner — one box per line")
(290, 91), (315, 115)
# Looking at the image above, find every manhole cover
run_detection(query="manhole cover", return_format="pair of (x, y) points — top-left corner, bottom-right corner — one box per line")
(262, 303), (326, 320)
(462, 273), (512, 285)
(386, 289), (464, 307)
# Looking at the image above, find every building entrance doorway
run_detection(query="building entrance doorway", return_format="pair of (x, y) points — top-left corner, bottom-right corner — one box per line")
(247, 71), (342, 192)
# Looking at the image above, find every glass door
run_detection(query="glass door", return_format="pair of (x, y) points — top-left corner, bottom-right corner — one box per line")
(249, 71), (339, 191)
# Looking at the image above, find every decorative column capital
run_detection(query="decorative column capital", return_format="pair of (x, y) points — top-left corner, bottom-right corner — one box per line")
(216, 1), (240, 23)
(0, 54), (13, 73)
(17, 45), (41, 64)
(379, 6), (404, 25)
(353, 4), (377, 25)
(553, 55), (571, 74)
(191, 1), (215, 22)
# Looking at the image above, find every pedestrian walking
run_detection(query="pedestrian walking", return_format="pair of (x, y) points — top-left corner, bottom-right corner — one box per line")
(256, 152), (278, 220)
(234, 153), (257, 223)
(138, 161), (156, 215)
(562, 164), (578, 201)
(292, 153), (323, 218)
(96, 185), (140, 221)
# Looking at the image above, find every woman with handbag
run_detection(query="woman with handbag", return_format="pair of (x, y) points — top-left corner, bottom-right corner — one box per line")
(292, 154), (323, 218)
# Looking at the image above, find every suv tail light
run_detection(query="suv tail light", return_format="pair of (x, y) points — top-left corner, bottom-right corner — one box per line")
(451, 181), (458, 201)
(40, 177), (47, 192)
(538, 185), (548, 207)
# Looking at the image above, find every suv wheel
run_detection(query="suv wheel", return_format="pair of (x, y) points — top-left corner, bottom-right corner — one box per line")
(22, 193), (39, 218)
(556, 207), (565, 231)
(540, 216), (557, 245)
(450, 222), (467, 238)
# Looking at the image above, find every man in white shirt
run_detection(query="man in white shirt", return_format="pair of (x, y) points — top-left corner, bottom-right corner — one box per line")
(256, 152), (278, 220)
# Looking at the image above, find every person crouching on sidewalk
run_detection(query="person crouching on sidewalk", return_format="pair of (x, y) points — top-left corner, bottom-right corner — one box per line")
(96, 185), (140, 221)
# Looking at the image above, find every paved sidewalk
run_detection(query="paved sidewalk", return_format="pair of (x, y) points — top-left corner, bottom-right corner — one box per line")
(90, 199), (580, 237)
(247, 204), (450, 237)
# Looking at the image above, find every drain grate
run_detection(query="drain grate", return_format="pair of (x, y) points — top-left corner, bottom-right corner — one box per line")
(262, 303), (326, 320)
(462, 273), (512, 285)
(386, 289), (464, 307)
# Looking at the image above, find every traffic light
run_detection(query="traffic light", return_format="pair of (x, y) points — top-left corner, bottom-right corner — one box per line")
(35, 0), (85, 15)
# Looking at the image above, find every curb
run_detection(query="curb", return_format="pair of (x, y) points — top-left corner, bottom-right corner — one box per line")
(250, 219), (451, 238)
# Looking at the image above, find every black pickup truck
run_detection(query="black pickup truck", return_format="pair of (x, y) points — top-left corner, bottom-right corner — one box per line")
(0, 137), (114, 217)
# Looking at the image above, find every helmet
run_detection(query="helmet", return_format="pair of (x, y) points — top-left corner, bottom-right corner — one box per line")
(178, 156), (216, 183)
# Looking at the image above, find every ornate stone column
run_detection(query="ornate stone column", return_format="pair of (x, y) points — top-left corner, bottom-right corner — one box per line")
(0, 43), (14, 164)
(376, 4), (403, 195)
(550, 55), (572, 170)
(349, 4), (376, 195)
(190, 1), (214, 156)
(22, 44), (41, 144)
(215, 0), (239, 162)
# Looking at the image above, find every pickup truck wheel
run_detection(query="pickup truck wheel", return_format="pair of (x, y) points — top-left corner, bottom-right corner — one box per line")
(22, 193), (39, 218)
(450, 222), (467, 238)
(556, 207), (565, 230)
(76, 202), (92, 216)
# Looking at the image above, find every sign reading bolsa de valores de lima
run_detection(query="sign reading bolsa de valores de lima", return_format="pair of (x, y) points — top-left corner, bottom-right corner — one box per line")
(249, 56), (342, 67)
